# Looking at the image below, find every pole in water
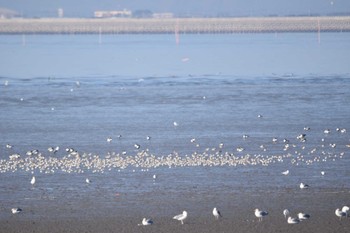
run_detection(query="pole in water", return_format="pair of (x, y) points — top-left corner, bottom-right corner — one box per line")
(317, 18), (321, 44)
(99, 26), (102, 44)
(175, 19), (180, 45)
(22, 34), (26, 46)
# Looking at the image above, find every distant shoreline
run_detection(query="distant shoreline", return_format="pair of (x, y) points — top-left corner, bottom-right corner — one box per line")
(1, 16), (350, 34)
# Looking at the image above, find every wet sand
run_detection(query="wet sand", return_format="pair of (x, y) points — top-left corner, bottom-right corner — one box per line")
(1, 188), (349, 233)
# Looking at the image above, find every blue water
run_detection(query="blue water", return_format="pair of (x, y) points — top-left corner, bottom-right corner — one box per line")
(0, 33), (350, 219)
(1, 33), (350, 78)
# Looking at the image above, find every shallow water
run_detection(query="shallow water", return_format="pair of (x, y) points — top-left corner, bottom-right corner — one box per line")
(0, 33), (350, 219)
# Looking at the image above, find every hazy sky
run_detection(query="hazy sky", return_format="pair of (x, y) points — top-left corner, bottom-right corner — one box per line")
(1, 0), (349, 17)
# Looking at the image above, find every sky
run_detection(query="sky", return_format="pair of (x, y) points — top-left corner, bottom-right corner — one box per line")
(0, 0), (349, 18)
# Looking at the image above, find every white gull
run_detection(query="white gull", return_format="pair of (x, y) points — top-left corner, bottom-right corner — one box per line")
(173, 210), (187, 224)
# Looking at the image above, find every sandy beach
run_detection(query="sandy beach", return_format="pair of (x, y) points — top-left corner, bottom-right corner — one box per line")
(1, 185), (350, 233)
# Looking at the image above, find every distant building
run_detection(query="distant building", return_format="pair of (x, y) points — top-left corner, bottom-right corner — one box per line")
(152, 12), (174, 18)
(94, 9), (132, 18)
(58, 8), (64, 18)
(0, 8), (19, 18)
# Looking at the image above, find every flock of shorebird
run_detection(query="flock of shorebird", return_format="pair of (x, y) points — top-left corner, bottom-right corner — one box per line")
(136, 205), (350, 226)
(3, 125), (350, 227)
(1, 125), (349, 174)
(11, 202), (350, 226)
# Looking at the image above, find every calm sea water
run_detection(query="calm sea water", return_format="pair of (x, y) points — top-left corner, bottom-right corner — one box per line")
(0, 33), (350, 219)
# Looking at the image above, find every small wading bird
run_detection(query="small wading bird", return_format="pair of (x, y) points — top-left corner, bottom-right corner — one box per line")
(173, 211), (188, 224)
(213, 207), (222, 220)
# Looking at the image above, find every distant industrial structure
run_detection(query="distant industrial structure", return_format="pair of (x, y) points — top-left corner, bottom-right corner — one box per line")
(93, 9), (174, 19)
(94, 9), (132, 18)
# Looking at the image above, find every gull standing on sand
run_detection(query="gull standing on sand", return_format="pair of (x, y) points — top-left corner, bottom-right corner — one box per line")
(335, 208), (347, 220)
(255, 209), (268, 221)
(298, 212), (310, 220)
(283, 209), (290, 218)
(138, 218), (153, 226)
(173, 211), (188, 224)
(300, 182), (309, 189)
(11, 208), (22, 214)
(287, 216), (300, 224)
(213, 207), (222, 220)
(342, 206), (349, 217)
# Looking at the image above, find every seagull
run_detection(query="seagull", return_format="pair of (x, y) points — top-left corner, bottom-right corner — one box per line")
(282, 170), (289, 175)
(324, 129), (331, 134)
(6, 144), (13, 149)
(213, 207), (222, 220)
(287, 216), (300, 224)
(283, 209), (290, 218)
(107, 137), (112, 143)
(152, 174), (157, 179)
(173, 211), (188, 224)
(11, 208), (22, 214)
(30, 176), (36, 185)
(86, 178), (91, 184)
(342, 206), (350, 217)
(48, 146), (59, 153)
(134, 144), (140, 149)
(298, 212), (310, 220)
(173, 121), (178, 127)
(321, 171), (325, 176)
(257, 114), (263, 118)
(138, 218), (153, 226)
(297, 134), (306, 141)
(146, 136), (151, 140)
(300, 183), (309, 189)
(255, 209), (268, 222)
(335, 208), (346, 220)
